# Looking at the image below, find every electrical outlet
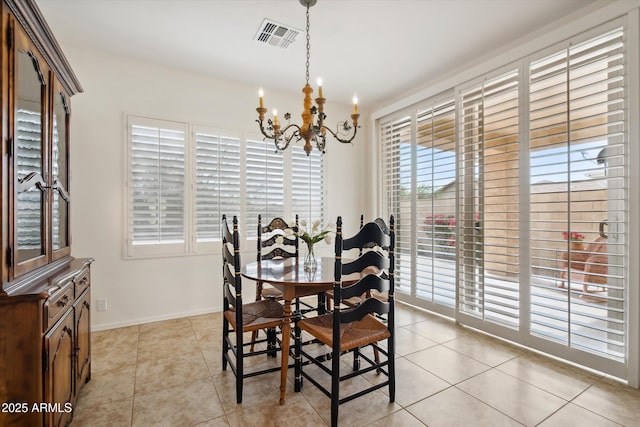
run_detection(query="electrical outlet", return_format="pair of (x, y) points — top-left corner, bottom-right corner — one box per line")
(96, 298), (107, 312)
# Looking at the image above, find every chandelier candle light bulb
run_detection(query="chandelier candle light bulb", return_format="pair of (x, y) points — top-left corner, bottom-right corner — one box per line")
(255, 0), (360, 156)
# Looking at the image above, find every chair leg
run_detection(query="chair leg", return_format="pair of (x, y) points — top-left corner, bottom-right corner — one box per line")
(352, 348), (360, 371)
(250, 282), (264, 352)
(294, 318), (303, 392)
(317, 292), (326, 315)
(331, 345), (340, 427)
(373, 344), (381, 374)
(222, 318), (229, 371)
(267, 328), (278, 357)
(388, 337), (395, 402)
(236, 329), (244, 404)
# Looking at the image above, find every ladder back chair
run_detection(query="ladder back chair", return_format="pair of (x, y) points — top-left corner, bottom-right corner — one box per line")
(295, 215), (395, 427)
(221, 215), (285, 404)
(256, 214), (320, 316)
(325, 215), (390, 310)
(255, 214), (299, 301)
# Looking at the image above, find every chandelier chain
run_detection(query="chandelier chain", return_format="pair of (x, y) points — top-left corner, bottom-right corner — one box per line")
(305, 5), (310, 85)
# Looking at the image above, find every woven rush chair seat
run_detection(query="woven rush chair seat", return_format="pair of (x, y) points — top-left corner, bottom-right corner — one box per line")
(298, 313), (390, 352)
(224, 298), (284, 332)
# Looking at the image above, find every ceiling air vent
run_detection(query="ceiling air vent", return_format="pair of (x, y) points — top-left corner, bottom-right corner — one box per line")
(254, 18), (301, 49)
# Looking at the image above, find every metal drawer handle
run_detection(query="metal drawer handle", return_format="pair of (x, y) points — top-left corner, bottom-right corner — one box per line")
(57, 295), (69, 307)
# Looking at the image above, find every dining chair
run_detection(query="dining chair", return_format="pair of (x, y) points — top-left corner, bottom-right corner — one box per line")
(255, 214), (299, 302)
(325, 215), (390, 311)
(250, 215), (297, 351)
(255, 214), (320, 315)
(221, 214), (285, 404)
(295, 216), (395, 427)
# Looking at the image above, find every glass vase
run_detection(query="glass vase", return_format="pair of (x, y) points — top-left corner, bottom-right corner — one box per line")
(304, 242), (317, 272)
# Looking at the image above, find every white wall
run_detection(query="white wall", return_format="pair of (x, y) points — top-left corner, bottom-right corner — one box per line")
(63, 46), (369, 330)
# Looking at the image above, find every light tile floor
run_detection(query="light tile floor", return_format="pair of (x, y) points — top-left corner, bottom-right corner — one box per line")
(71, 303), (640, 426)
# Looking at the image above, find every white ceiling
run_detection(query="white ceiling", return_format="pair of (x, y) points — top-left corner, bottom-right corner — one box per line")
(36, 0), (598, 110)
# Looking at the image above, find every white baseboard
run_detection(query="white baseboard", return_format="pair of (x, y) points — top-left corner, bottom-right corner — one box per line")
(90, 306), (223, 332)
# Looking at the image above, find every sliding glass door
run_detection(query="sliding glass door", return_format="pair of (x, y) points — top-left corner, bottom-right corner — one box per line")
(527, 27), (626, 369)
(379, 21), (628, 378)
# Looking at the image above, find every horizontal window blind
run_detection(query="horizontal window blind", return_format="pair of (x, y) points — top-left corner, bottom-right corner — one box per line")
(529, 28), (625, 358)
(292, 145), (323, 226)
(415, 99), (456, 307)
(16, 109), (44, 253)
(128, 118), (186, 245)
(245, 138), (285, 237)
(380, 114), (412, 294)
(459, 70), (520, 328)
(52, 112), (68, 250)
(194, 128), (241, 241)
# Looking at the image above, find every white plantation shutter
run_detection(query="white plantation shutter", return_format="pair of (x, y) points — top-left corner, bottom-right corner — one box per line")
(51, 112), (61, 249)
(127, 116), (187, 255)
(379, 114), (412, 295)
(194, 127), (241, 242)
(415, 99), (457, 307)
(528, 28), (625, 358)
(378, 21), (630, 379)
(245, 138), (285, 237)
(125, 117), (326, 257)
(458, 69), (520, 328)
(292, 146), (323, 226)
(16, 109), (44, 253)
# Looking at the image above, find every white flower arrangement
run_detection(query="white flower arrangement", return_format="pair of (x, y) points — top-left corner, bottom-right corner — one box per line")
(274, 219), (334, 247)
(296, 219), (334, 247)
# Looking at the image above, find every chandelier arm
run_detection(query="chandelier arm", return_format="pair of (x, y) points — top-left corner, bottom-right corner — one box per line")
(278, 123), (303, 140)
(278, 126), (304, 151)
(319, 123), (358, 144)
(256, 119), (275, 139)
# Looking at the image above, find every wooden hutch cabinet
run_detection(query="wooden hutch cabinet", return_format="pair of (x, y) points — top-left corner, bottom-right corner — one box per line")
(0, 1), (91, 426)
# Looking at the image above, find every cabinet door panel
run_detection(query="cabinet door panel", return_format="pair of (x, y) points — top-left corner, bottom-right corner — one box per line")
(13, 28), (50, 277)
(15, 49), (46, 262)
(52, 82), (71, 259)
(44, 310), (74, 427)
(74, 289), (91, 394)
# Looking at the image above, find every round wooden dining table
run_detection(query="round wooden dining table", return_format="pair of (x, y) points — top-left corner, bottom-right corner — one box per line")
(241, 256), (339, 404)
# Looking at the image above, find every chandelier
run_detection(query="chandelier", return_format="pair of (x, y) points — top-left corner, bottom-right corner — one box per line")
(256, 0), (360, 156)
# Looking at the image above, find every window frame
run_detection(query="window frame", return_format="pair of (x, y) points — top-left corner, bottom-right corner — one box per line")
(125, 115), (189, 258)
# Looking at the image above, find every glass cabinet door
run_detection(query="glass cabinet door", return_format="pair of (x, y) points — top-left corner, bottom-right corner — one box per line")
(52, 84), (71, 257)
(14, 45), (47, 265)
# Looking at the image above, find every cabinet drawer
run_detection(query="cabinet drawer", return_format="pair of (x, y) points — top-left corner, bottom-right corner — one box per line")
(44, 284), (74, 332)
(74, 268), (90, 297)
